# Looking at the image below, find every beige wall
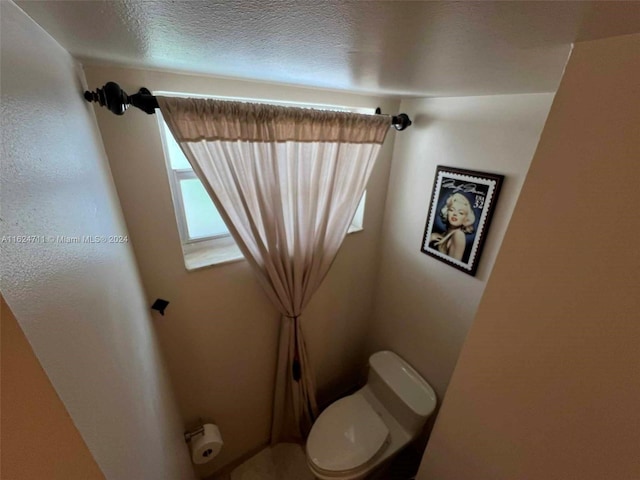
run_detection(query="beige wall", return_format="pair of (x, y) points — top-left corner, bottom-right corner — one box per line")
(0, 3), (194, 479)
(417, 33), (640, 480)
(84, 64), (399, 474)
(1, 297), (105, 480)
(366, 93), (554, 401)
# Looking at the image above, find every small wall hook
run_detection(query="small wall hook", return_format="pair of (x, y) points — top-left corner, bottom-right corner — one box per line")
(151, 298), (170, 315)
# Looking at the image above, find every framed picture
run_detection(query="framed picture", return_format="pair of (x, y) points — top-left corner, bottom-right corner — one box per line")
(421, 166), (504, 276)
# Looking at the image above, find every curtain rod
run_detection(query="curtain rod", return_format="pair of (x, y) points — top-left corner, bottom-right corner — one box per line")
(84, 81), (412, 131)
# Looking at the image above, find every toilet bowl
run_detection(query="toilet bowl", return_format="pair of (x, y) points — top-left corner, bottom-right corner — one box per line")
(306, 351), (437, 480)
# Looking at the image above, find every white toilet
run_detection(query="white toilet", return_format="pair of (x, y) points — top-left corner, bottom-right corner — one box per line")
(306, 351), (437, 480)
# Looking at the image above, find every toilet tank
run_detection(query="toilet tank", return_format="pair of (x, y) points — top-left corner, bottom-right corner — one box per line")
(367, 351), (437, 436)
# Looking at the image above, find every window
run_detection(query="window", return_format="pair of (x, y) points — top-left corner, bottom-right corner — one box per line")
(158, 94), (372, 270)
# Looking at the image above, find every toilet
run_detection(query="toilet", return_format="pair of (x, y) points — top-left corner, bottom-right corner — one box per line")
(306, 351), (437, 480)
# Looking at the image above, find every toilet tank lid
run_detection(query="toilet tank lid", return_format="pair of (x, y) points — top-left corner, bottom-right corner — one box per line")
(369, 351), (437, 417)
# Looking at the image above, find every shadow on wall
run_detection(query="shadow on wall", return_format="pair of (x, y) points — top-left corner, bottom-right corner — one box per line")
(411, 113), (433, 128)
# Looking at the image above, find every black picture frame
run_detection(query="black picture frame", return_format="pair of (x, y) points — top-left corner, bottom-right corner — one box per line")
(421, 166), (504, 276)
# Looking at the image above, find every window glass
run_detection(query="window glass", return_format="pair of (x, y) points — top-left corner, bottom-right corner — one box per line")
(180, 178), (229, 239)
(350, 191), (366, 231)
(163, 122), (191, 170)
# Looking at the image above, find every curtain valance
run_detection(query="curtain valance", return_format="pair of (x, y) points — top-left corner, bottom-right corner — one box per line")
(157, 96), (391, 144)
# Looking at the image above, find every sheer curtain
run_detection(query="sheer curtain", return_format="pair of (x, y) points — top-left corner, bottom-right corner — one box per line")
(158, 97), (390, 442)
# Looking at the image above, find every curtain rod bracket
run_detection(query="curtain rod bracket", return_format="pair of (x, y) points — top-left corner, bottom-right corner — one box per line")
(84, 81), (412, 129)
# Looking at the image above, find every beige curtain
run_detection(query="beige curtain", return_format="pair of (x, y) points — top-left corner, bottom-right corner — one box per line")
(158, 97), (390, 442)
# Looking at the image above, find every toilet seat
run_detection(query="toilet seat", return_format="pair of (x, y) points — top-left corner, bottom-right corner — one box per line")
(306, 393), (389, 474)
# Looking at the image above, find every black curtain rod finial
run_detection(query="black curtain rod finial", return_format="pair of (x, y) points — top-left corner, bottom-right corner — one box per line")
(377, 106), (412, 131)
(84, 81), (158, 115)
(84, 81), (130, 115)
(392, 113), (412, 131)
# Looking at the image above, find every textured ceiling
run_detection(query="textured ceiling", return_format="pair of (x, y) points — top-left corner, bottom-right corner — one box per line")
(16, 1), (640, 97)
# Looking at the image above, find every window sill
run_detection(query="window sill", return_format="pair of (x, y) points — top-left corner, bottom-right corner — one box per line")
(183, 226), (363, 271)
(184, 236), (244, 271)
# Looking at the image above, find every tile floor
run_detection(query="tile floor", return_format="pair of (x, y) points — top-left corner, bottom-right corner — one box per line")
(229, 443), (314, 480)
(214, 442), (420, 480)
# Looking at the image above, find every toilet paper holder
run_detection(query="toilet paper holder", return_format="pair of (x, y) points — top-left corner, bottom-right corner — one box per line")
(184, 425), (205, 443)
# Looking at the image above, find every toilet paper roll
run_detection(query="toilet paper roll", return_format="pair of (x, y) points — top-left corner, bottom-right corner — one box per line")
(190, 424), (224, 465)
